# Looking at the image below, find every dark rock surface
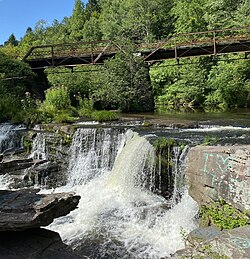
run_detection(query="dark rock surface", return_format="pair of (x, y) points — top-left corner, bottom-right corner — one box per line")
(0, 189), (80, 231)
(0, 228), (84, 259)
(0, 158), (35, 174)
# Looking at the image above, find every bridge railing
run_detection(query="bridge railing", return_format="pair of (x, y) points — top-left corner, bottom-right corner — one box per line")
(22, 40), (123, 63)
(142, 26), (250, 60)
(22, 26), (250, 63)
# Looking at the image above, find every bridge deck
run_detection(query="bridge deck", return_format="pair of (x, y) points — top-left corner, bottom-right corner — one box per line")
(23, 27), (250, 70)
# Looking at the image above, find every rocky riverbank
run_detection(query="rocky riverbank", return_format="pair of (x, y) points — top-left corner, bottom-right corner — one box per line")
(172, 145), (250, 258)
(0, 189), (81, 258)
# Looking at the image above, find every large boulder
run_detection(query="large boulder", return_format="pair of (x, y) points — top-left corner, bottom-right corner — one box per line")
(173, 225), (250, 259)
(0, 228), (83, 259)
(186, 145), (250, 211)
(0, 189), (80, 231)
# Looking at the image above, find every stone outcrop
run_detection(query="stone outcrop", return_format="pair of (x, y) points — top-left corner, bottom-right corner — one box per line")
(186, 145), (250, 211)
(0, 158), (45, 175)
(173, 225), (250, 259)
(0, 189), (80, 231)
(0, 228), (83, 259)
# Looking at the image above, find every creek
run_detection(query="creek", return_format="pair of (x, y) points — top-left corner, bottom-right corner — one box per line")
(1, 110), (250, 258)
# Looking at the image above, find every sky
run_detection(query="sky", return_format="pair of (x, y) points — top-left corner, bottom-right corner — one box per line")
(0, 0), (87, 45)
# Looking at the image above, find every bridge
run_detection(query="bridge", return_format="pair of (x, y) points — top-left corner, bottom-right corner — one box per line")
(23, 27), (250, 70)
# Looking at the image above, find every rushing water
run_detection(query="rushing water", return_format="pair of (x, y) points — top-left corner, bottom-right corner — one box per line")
(46, 128), (198, 258)
(0, 123), (26, 153)
(1, 119), (250, 258)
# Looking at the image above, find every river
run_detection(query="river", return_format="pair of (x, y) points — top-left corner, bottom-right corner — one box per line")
(0, 109), (250, 258)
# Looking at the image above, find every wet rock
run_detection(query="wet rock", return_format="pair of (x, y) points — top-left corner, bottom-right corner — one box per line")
(187, 226), (222, 247)
(0, 228), (83, 259)
(23, 161), (67, 188)
(186, 145), (250, 211)
(0, 189), (80, 231)
(0, 158), (35, 174)
(173, 225), (250, 259)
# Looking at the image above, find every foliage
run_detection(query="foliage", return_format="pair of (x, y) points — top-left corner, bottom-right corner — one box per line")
(0, 95), (21, 123)
(39, 85), (77, 123)
(206, 59), (250, 108)
(0, 51), (35, 96)
(43, 85), (71, 112)
(90, 110), (120, 122)
(151, 58), (209, 108)
(46, 66), (99, 105)
(171, 0), (207, 33)
(1, 0), (250, 118)
(94, 49), (154, 112)
(4, 33), (19, 47)
(199, 200), (249, 230)
(151, 56), (250, 109)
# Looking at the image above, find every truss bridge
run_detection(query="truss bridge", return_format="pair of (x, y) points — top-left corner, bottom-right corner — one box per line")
(22, 27), (250, 70)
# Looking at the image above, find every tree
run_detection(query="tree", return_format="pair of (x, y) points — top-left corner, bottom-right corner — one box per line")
(204, 0), (244, 29)
(85, 0), (100, 19)
(68, 0), (86, 41)
(171, 0), (207, 33)
(99, 0), (174, 42)
(4, 33), (18, 47)
(206, 58), (250, 108)
(0, 52), (36, 122)
(93, 48), (154, 111)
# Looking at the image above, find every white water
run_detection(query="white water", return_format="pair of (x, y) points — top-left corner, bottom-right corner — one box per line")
(0, 123), (26, 153)
(0, 175), (13, 190)
(29, 132), (49, 160)
(47, 128), (198, 258)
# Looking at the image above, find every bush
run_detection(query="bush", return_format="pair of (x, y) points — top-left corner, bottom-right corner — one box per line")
(199, 200), (249, 230)
(0, 95), (21, 123)
(90, 110), (119, 122)
(43, 85), (71, 113)
(40, 85), (78, 123)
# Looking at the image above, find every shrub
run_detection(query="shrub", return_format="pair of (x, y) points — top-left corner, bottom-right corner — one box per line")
(90, 110), (119, 122)
(199, 200), (249, 230)
(43, 85), (71, 113)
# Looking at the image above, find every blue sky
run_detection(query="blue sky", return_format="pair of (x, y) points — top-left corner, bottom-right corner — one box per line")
(0, 0), (87, 45)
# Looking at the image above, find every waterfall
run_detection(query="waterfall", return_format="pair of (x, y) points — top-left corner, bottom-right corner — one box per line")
(171, 145), (190, 204)
(68, 128), (126, 186)
(0, 123), (26, 154)
(48, 128), (198, 258)
(0, 175), (13, 190)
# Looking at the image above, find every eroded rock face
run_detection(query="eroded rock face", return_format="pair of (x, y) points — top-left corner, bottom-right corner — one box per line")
(0, 189), (80, 231)
(186, 146), (250, 211)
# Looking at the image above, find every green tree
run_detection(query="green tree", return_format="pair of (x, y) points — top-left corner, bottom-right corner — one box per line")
(0, 52), (36, 122)
(68, 0), (86, 41)
(99, 0), (173, 41)
(206, 58), (250, 108)
(171, 0), (207, 33)
(204, 0), (244, 29)
(94, 49), (154, 111)
(4, 33), (19, 47)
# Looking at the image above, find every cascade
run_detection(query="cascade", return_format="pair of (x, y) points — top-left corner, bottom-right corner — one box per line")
(0, 123), (26, 153)
(48, 128), (198, 258)
(68, 127), (126, 186)
(0, 175), (13, 190)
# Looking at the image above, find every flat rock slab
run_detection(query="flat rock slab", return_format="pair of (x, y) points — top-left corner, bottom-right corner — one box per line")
(208, 225), (250, 259)
(0, 228), (84, 259)
(173, 225), (250, 259)
(0, 189), (80, 231)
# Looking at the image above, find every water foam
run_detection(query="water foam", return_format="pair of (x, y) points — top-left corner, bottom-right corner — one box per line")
(48, 128), (198, 258)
